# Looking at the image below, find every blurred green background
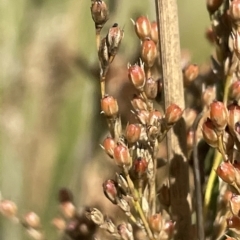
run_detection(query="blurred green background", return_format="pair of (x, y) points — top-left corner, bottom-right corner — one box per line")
(0, 0), (211, 239)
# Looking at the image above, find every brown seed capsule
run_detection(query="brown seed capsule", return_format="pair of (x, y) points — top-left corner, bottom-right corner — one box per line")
(113, 142), (131, 167)
(98, 37), (109, 72)
(206, 0), (223, 15)
(202, 118), (218, 148)
(183, 64), (199, 86)
(148, 213), (162, 233)
(58, 188), (73, 203)
(209, 101), (228, 132)
(118, 223), (133, 240)
(101, 95), (119, 117)
(131, 95), (147, 111)
(128, 64), (145, 91)
(216, 161), (236, 184)
(229, 0), (240, 24)
(230, 194), (240, 216)
(163, 220), (175, 238)
(230, 81), (240, 101)
(102, 136), (116, 158)
(125, 124), (141, 144)
(226, 215), (240, 230)
(186, 130), (194, 150)
(52, 217), (66, 231)
(232, 31), (240, 58)
(107, 23), (124, 63)
(90, 0), (108, 30)
(147, 125), (159, 142)
(205, 27), (216, 44)
(184, 108), (197, 129)
(228, 103), (240, 134)
(0, 200), (17, 218)
(201, 87), (216, 108)
(141, 38), (157, 68)
(144, 77), (158, 99)
(24, 212), (41, 229)
(133, 157), (148, 178)
(86, 208), (104, 225)
(150, 21), (158, 44)
(136, 110), (149, 125)
(148, 110), (162, 126)
(165, 104), (183, 126)
(134, 16), (151, 40)
(60, 202), (76, 219)
(102, 179), (119, 204)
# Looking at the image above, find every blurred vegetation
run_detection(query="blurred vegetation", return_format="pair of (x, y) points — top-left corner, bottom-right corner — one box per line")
(0, 0), (211, 239)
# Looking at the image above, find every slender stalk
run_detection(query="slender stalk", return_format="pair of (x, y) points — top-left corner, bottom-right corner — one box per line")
(123, 168), (155, 240)
(155, 0), (191, 239)
(204, 151), (222, 219)
(192, 113), (205, 240)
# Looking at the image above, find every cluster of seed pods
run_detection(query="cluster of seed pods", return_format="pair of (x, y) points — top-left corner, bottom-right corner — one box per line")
(89, 1), (184, 240)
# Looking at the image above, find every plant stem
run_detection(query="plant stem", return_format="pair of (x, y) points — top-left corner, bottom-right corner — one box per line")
(155, 0), (191, 239)
(204, 150), (222, 219)
(192, 113), (205, 240)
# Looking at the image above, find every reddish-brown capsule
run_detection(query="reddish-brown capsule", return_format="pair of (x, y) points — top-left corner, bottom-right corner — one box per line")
(148, 110), (162, 126)
(60, 202), (76, 219)
(148, 213), (162, 233)
(183, 64), (199, 86)
(228, 103), (240, 134)
(141, 38), (157, 68)
(202, 118), (218, 148)
(113, 142), (131, 167)
(201, 87), (216, 108)
(131, 95), (147, 111)
(101, 95), (119, 117)
(133, 157), (148, 178)
(163, 220), (175, 238)
(150, 21), (158, 44)
(86, 208), (104, 226)
(102, 179), (119, 204)
(90, 0), (108, 30)
(165, 104), (183, 126)
(186, 130), (194, 150)
(102, 136), (116, 158)
(144, 77), (158, 99)
(229, 0), (240, 24)
(230, 194), (240, 216)
(226, 215), (240, 230)
(134, 16), (151, 40)
(136, 110), (149, 125)
(209, 101), (228, 132)
(125, 124), (141, 144)
(58, 188), (73, 203)
(118, 223), (133, 240)
(184, 108), (197, 129)
(52, 217), (66, 231)
(107, 23), (124, 63)
(230, 81), (240, 101)
(206, 0), (223, 15)
(216, 162), (236, 184)
(128, 64), (145, 91)
(0, 200), (17, 218)
(205, 27), (216, 44)
(24, 212), (41, 229)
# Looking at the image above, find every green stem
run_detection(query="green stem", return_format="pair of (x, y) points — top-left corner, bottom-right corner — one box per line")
(204, 150), (222, 220)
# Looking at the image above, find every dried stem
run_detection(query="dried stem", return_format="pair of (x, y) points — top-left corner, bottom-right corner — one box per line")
(193, 113), (204, 240)
(155, 0), (191, 239)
